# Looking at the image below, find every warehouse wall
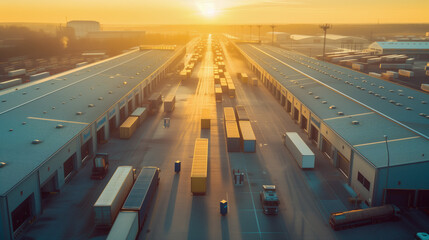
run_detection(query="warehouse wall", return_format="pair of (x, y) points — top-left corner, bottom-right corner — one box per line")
(350, 152), (376, 206)
(374, 161), (429, 206)
(0, 196), (10, 240)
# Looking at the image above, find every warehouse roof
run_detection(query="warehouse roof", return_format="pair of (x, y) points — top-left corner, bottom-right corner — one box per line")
(0, 48), (180, 196)
(238, 43), (429, 168)
(369, 41), (429, 50)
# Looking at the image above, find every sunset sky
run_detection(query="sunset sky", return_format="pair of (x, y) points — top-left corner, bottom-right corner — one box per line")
(1, 0), (428, 24)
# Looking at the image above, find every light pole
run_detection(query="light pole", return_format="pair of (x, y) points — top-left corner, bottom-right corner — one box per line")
(270, 24), (275, 45)
(383, 135), (390, 205)
(319, 23), (332, 61)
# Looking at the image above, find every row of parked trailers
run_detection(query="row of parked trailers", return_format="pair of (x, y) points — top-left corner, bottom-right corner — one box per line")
(119, 107), (148, 139)
(93, 166), (160, 239)
(180, 39), (206, 80)
(223, 106), (256, 153)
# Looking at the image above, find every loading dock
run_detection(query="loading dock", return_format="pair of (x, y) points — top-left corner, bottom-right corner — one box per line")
(337, 152), (350, 177)
(386, 189), (416, 208)
(11, 195), (34, 234)
(63, 154), (76, 181)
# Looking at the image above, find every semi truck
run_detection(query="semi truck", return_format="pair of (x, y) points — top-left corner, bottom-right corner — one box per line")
(91, 153), (109, 180)
(94, 166), (134, 228)
(260, 185), (279, 215)
(329, 204), (400, 231)
(106, 167), (160, 240)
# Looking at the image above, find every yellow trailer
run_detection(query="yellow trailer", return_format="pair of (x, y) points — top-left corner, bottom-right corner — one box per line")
(201, 108), (211, 129)
(191, 138), (209, 194)
(120, 117), (139, 139)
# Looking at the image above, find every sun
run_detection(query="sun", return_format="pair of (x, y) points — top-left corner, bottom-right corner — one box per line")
(196, 2), (218, 18)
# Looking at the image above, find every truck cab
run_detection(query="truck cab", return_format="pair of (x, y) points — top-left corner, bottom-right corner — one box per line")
(91, 153), (109, 180)
(260, 185), (279, 215)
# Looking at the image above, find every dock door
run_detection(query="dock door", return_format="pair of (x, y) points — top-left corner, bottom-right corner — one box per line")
(12, 194), (35, 237)
(386, 189), (415, 208)
(337, 152), (350, 177)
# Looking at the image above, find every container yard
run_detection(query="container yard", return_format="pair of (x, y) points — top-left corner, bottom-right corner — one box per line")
(2, 32), (428, 240)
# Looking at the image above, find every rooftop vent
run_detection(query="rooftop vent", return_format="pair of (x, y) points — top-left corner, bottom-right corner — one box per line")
(422, 101), (427, 104)
(88, 104), (94, 108)
(314, 96), (320, 99)
(32, 139), (42, 144)
(405, 107), (412, 110)
(62, 102), (65, 104)
(352, 121), (360, 125)
(396, 103), (402, 106)
(56, 124), (65, 129)
(329, 105), (336, 109)
(108, 91), (113, 94)
(419, 113), (426, 117)
(22, 92), (27, 95)
(322, 101), (327, 104)
(1, 100), (6, 102)
(389, 90), (395, 92)
(379, 86), (384, 89)
(381, 96), (387, 100)
(337, 112), (344, 115)
(389, 100), (396, 104)
(368, 91), (374, 94)
(22, 122), (26, 125)
(76, 112), (83, 115)
(408, 96), (414, 99)
(375, 94), (380, 97)
(43, 111), (47, 114)
(98, 97), (103, 100)
(9, 129), (13, 132)
(0, 162), (6, 168)
(308, 92), (313, 95)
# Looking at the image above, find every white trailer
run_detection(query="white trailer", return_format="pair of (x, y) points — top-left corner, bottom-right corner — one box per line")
(94, 166), (134, 227)
(106, 211), (139, 240)
(0, 78), (22, 90)
(7, 69), (26, 77)
(283, 132), (315, 169)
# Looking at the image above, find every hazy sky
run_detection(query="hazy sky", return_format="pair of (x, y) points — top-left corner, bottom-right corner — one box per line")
(1, 0), (428, 24)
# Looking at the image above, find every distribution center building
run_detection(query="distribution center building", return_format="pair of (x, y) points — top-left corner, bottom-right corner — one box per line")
(234, 42), (429, 209)
(0, 46), (185, 240)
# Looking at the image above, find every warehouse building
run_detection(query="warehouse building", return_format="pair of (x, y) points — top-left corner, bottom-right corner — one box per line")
(66, 20), (101, 39)
(234, 43), (429, 209)
(0, 46), (185, 240)
(368, 41), (429, 59)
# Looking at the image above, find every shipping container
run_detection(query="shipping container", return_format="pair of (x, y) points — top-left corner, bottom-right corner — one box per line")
(120, 117), (139, 139)
(352, 63), (364, 71)
(239, 121), (256, 153)
(148, 92), (162, 113)
(398, 69), (414, 77)
(380, 64), (412, 70)
(7, 68), (26, 77)
(0, 78), (22, 90)
(369, 72), (382, 78)
(29, 71), (50, 81)
(221, 79), (228, 92)
(164, 95), (176, 112)
(224, 107), (236, 123)
(214, 75), (220, 84)
(122, 167), (160, 229)
(386, 71), (399, 78)
(283, 132), (315, 168)
(252, 77), (258, 86)
(225, 121), (241, 152)
(191, 138), (209, 194)
(201, 108), (211, 129)
(94, 166), (134, 227)
(106, 211), (138, 240)
(215, 87), (222, 102)
(241, 73), (248, 83)
(131, 107), (147, 126)
(235, 105), (249, 121)
(228, 83), (236, 98)
(421, 84), (429, 92)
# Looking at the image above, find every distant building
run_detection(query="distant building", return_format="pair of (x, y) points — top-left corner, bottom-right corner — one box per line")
(290, 34), (368, 45)
(368, 41), (429, 59)
(266, 32), (290, 43)
(66, 20), (100, 39)
(87, 31), (145, 41)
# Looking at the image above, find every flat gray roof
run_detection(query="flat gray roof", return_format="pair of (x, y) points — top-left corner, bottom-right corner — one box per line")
(0, 48), (179, 196)
(238, 43), (429, 168)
